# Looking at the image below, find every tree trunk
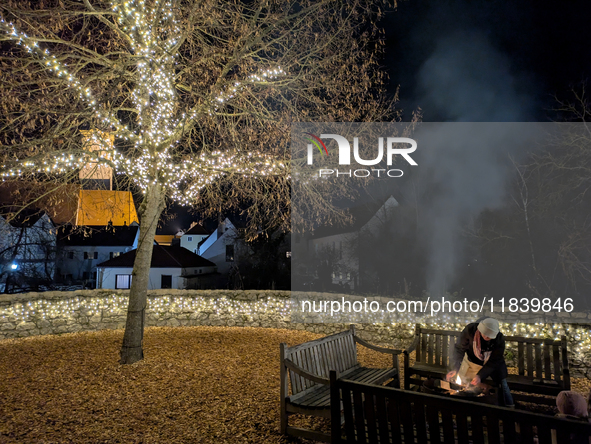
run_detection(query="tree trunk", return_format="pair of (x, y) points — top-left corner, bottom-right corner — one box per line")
(120, 183), (165, 364)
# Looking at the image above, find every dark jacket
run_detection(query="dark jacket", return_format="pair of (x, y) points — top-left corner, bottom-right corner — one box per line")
(452, 323), (508, 381)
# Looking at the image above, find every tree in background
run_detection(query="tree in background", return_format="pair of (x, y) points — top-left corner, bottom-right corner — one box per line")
(0, 0), (395, 363)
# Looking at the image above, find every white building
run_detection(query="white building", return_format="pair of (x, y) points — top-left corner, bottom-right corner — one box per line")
(0, 210), (56, 291)
(96, 245), (217, 290)
(179, 222), (210, 254)
(57, 223), (139, 286)
(199, 218), (248, 277)
(307, 195), (399, 290)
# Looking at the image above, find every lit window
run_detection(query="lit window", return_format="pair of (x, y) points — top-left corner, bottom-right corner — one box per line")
(115, 274), (132, 289)
(286, 251), (292, 258)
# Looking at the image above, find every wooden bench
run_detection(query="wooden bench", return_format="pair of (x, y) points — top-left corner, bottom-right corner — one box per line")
(330, 371), (591, 444)
(403, 324), (570, 405)
(280, 325), (403, 443)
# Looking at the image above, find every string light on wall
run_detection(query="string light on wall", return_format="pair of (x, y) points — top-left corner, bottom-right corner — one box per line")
(1, 293), (590, 366)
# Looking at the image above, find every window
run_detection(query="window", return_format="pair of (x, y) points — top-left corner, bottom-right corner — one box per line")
(84, 251), (98, 260)
(82, 272), (90, 280)
(116, 274), (132, 289)
(286, 251), (292, 258)
(198, 269), (202, 274)
(68, 251), (74, 260)
(109, 251), (121, 259)
(187, 236), (193, 242)
(226, 245), (234, 262)
(161, 275), (172, 289)
(84, 252), (88, 260)
(93, 251), (98, 260)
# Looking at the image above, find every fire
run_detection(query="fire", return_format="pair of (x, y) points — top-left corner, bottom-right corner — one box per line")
(455, 375), (462, 386)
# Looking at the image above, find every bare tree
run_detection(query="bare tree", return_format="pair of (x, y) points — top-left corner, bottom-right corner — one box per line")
(0, 0), (395, 363)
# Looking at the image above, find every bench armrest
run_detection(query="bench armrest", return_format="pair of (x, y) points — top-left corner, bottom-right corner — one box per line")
(284, 358), (330, 385)
(404, 336), (420, 355)
(354, 336), (403, 355)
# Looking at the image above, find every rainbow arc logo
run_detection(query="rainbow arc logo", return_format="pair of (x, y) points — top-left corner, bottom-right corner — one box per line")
(303, 133), (329, 156)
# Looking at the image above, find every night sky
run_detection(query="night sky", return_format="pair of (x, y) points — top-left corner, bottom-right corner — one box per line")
(384, 0), (591, 121)
(164, 0), (591, 232)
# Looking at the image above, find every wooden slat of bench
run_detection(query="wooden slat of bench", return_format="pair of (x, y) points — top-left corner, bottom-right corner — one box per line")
(427, 334), (435, 365)
(299, 349), (311, 391)
(323, 341), (334, 377)
(553, 345), (562, 385)
(442, 334), (449, 368)
(344, 367), (395, 386)
(364, 389), (378, 444)
(535, 343), (543, 378)
(434, 334), (442, 367)
(536, 422), (552, 444)
(518, 341), (525, 376)
(457, 410), (469, 444)
(286, 330), (352, 355)
(387, 395), (403, 444)
(486, 413), (501, 444)
(471, 412), (485, 444)
(415, 398), (429, 443)
(441, 410), (454, 444)
(521, 421), (535, 444)
(526, 343), (534, 377)
(426, 401), (442, 444)
(399, 395), (414, 444)
(504, 335), (559, 344)
(342, 383), (355, 440)
(352, 387), (367, 444)
(290, 385), (331, 407)
(343, 335), (356, 369)
(543, 343), (551, 380)
(374, 393), (388, 444)
(291, 351), (303, 394)
(421, 328), (462, 336)
(421, 330), (427, 363)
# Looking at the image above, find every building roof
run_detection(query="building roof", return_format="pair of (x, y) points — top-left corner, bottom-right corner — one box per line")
(0, 208), (53, 228)
(58, 224), (139, 247)
(97, 245), (216, 269)
(76, 190), (139, 226)
(184, 223), (210, 236)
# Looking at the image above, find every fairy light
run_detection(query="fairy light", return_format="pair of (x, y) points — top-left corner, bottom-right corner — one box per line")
(0, 1), (287, 204)
(1, 291), (590, 371)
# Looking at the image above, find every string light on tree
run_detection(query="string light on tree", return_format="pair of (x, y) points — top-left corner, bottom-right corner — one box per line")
(0, 3), (286, 203)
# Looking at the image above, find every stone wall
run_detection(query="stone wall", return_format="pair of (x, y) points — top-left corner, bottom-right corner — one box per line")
(0, 289), (415, 346)
(1, 290), (591, 376)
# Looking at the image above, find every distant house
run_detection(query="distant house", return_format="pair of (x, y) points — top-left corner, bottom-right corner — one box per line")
(96, 245), (217, 290)
(199, 218), (248, 277)
(306, 195), (400, 291)
(0, 209), (56, 291)
(57, 223), (139, 286)
(180, 222), (210, 254)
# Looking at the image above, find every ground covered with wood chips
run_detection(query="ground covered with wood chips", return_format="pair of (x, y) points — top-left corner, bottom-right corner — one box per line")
(1, 326), (590, 443)
(0, 327), (388, 443)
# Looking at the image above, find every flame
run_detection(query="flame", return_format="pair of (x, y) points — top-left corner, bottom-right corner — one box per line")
(455, 375), (462, 386)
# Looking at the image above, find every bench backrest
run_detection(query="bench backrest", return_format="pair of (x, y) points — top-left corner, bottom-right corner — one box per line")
(330, 372), (591, 444)
(282, 329), (358, 397)
(414, 325), (569, 385)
